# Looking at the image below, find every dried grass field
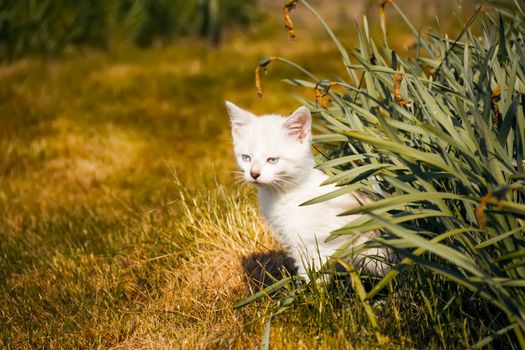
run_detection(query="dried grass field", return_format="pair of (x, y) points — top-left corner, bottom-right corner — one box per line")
(0, 13), (356, 348)
(2, 1), (520, 348)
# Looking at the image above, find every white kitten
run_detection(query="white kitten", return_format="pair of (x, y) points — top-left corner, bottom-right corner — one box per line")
(226, 101), (390, 281)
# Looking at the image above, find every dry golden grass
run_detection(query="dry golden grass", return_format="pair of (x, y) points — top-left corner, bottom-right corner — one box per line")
(0, 19), (356, 348)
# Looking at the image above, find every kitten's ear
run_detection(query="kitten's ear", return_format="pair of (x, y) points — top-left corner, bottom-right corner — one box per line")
(225, 101), (255, 137)
(284, 106), (311, 143)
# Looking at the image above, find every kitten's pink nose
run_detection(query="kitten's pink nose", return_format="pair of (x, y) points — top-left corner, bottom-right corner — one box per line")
(250, 170), (261, 180)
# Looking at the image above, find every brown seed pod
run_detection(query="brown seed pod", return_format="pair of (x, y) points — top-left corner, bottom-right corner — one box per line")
(393, 72), (413, 107)
(380, 0), (393, 34)
(284, 0), (299, 40)
(491, 86), (501, 129)
(475, 184), (520, 229)
(255, 57), (276, 97)
(314, 81), (345, 108)
(315, 87), (330, 108)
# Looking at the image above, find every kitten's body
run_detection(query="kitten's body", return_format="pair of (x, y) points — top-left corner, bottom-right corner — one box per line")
(226, 102), (388, 280)
(258, 168), (378, 276)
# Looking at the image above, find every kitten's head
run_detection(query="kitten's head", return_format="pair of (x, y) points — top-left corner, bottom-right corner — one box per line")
(226, 101), (313, 190)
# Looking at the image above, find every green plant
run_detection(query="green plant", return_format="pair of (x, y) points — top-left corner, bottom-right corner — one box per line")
(0, 0), (109, 59)
(239, 0), (525, 348)
(0, 0), (258, 60)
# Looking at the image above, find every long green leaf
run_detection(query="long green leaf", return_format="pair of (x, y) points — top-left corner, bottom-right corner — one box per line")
(339, 192), (472, 217)
(367, 214), (484, 278)
(475, 227), (524, 250)
(300, 181), (369, 206)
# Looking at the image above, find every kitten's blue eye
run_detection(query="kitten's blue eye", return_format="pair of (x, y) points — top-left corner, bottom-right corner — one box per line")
(241, 154), (251, 162)
(267, 157), (279, 164)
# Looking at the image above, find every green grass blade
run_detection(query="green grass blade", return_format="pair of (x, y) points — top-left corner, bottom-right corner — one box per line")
(260, 316), (272, 350)
(234, 277), (294, 309)
(475, 227), (523, 250)
(339, 192), (471, 217)
(300, 182), (369, 206)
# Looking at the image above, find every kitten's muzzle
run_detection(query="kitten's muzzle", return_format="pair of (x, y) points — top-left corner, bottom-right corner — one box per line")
(250, 169), (261, 180)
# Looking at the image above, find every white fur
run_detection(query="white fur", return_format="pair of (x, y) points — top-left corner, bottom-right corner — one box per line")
(226, 101), (389, 281)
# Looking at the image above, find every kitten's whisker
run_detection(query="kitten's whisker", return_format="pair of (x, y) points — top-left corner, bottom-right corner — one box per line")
(225, 170), (244, 175)
(230, 173), (244, 181)
(224, 169), (247, 188)
(234, 180), (248, 188)
(276, 173), (295, 178)
(277, 177), (293, 184)
(238, 181), (249, 192)
(267, 179), (287, 193)
(272, 175), (296, 191)
(229, 175), (249, 188)
(264, 181), (277, 192)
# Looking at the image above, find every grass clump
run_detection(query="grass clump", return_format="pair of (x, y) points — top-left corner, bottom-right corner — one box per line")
(239, 0), (525, 348)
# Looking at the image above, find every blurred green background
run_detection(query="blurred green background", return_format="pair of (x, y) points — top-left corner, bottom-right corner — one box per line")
(1, 0), (481, 60)
(0, 0), (257, 59)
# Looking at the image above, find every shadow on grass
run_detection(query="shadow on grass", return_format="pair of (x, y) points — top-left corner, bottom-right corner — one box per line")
(241, 250), (297, 290)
